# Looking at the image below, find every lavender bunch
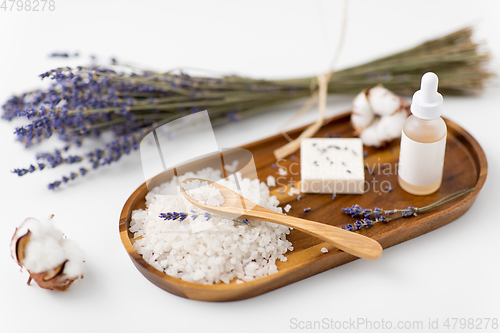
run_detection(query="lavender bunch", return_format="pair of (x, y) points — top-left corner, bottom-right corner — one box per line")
(159, 211), (252, 226)
(339, 188), (474, 231)
(5, 63), (312, 190)
(2, 27), (492, 189)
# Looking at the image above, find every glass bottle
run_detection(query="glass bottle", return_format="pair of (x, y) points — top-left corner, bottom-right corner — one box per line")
(398, 72), (447, 195)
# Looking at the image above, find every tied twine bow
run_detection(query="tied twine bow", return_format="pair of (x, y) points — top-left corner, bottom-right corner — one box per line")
(273, 0), (348, 160)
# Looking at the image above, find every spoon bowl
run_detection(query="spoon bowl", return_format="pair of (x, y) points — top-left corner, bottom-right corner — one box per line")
(180, 177), (383, 260)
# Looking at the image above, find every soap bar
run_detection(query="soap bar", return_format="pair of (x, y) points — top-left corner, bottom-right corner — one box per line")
(300, 138), (365, 194)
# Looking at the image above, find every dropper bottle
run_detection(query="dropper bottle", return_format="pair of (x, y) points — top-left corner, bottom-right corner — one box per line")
(398, 72), (447, 195)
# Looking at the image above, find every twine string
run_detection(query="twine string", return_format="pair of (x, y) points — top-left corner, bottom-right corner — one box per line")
(274, 0), (349, 159)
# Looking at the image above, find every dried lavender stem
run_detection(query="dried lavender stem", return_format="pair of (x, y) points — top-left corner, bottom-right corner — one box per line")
(340, 188), (475, 231)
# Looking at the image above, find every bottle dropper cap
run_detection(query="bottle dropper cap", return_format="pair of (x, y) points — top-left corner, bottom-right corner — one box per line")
(411, 72), (443, 120)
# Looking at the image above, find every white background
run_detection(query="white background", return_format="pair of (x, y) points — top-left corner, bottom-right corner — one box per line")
(1, 1), (499, 332)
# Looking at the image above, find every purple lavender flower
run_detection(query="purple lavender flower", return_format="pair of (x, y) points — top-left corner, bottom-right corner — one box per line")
(363, 219), (373, 228)
(49, 52), (79, 58)
(204, 212), (212, 221)
(354, 220), (363, 230)
(159, 212), (188, 221)
(48, 180), (62, 190)
(161, 211), (252, 227)
(12, 168), (29, 176)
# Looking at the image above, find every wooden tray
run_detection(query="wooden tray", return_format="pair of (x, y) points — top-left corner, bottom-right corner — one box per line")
(119, 112), (487, 301)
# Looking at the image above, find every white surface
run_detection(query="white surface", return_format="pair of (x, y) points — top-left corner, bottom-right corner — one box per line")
(1, 1), (499, 332)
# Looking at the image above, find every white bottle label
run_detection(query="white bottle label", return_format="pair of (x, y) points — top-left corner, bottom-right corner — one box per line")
(398, 131), (446, 186)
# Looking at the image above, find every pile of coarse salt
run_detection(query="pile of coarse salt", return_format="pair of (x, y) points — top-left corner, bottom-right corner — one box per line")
(129, 168), (293, 284)
(181, 178), (225, 206)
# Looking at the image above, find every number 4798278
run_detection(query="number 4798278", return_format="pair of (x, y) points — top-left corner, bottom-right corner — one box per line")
(1, 0), (56, 11)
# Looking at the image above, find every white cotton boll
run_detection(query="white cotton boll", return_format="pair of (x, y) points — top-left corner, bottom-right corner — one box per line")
(40, 218), (64, 240)
(359, 118), (384, 147)
(376, 109), (407, 142)
(368, 85), (402, 116)
(351, 90), (374, 130)
(352, 85), (409, 147)
(10, 218), (37, 261)
(60, 239), (85, 278)
(360, 109), (407, 147)
(23, 237), (66, 273)
(10, 216), (85, 291)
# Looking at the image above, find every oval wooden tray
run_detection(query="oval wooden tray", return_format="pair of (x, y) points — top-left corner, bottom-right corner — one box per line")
(119, 112), (487, 302)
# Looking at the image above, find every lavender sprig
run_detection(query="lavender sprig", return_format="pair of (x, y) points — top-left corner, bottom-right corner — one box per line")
(339, 188), (474, 231)
(13, 115), (176, 190)
(159, 210), (252, 227)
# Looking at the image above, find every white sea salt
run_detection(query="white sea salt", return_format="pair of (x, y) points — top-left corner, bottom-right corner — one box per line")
(181, 179), (225, 206)
(130, 167), (292, 284)
(284, 204), (292, 213)
(224, 160), (239, 173)
(266, 175), (276, 187)
(321, 247), (328, 253)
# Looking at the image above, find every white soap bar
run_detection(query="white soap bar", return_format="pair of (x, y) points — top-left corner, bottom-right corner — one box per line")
(300, 138), (365, 194)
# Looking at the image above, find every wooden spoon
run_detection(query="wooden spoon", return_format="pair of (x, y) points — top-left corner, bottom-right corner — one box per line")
(179, 178), (383, 260)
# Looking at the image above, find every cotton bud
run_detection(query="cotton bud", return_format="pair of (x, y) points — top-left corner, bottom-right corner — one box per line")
(10, 216), (85, 291)
(351, 85), (410, 147)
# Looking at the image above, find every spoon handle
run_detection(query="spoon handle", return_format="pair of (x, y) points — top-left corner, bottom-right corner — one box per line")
(252, 209), (383, 260)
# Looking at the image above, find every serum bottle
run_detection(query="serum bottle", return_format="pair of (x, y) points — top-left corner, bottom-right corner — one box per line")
(398, 72), (447, 195)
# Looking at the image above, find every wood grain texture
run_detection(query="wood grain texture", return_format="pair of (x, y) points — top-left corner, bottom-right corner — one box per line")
(119, 112), (487, 302)
(180, 177), (383, 260)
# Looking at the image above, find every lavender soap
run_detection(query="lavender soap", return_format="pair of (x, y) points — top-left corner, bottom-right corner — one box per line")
(300, 138), (365, 194)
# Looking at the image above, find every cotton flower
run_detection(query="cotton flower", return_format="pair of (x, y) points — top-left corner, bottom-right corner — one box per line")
(10, 216), (85, 291)
(351, 85), (410, 147)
